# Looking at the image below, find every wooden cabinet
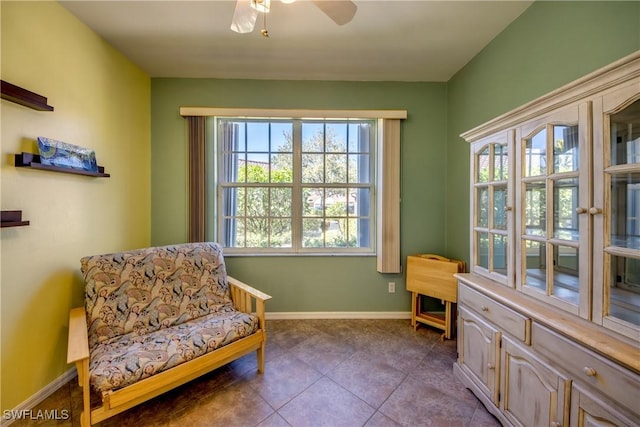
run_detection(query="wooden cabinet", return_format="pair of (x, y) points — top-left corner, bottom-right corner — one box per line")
(456, 306), (501, 405)
(570, 386), (637, 427)
(456, 52), (640, 427)
(501, 336), (569, 427)
(456, 278), (640, 427)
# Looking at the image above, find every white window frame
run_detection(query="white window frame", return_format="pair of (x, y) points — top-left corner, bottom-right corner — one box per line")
(217, 117), (375, 255)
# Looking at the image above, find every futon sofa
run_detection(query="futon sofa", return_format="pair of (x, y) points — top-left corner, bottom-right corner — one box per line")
(67, 242), (271, 426)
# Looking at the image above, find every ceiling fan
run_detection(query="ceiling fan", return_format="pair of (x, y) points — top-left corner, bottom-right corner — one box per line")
(231, 0), (357, 36)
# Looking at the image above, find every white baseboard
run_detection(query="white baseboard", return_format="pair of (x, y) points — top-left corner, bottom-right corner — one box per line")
(2, 368), (77, 427)
(266, 311), (411, 320)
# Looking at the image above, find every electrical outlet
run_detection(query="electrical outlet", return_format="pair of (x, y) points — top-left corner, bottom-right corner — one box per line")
(388, 282), (396, 293)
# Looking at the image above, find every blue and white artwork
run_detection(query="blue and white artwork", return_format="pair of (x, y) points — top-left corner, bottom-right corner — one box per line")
(37, 137), (98, 173)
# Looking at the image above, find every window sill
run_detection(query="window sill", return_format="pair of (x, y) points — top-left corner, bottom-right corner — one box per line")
(223, 251), (376, 258)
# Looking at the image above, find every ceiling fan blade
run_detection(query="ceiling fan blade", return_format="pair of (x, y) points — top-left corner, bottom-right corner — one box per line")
(231, 0), (258, 33)
(312, 0), (357, 26)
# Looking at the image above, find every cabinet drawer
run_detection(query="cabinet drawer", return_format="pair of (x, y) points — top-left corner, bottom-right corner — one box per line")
(532, 323), (640, 418)
(459, 284), (531, 344)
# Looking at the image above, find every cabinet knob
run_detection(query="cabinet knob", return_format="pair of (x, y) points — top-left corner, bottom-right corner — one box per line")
(487, 363), (495, 370)
(481, 306), (489, 312)
(576, 207), (587, 214)
(505, 206), (513, 212)
(589, 207), (602, 215)
(583, 367), (597, 377)
(551, 422), (561, 427)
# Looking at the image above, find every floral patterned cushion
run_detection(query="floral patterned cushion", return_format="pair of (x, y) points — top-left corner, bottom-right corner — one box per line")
(80, 242), (260, 393)
(89, 308), (258, 392)
(81, 242), (233, 349)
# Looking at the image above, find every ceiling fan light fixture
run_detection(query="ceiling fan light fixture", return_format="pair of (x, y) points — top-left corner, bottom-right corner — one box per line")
(251, 0), (270, 13)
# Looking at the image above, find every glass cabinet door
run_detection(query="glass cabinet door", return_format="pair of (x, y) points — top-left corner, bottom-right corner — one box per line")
(596, 86), (640, 341)
(471, 131), (514, 285)
(517, 104), (590, 317)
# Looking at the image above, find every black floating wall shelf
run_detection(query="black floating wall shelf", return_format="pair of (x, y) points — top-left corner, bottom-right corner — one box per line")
(1, 210), (30, 228)
(1, 80), (54, 111)
(15, 152), (110, 177)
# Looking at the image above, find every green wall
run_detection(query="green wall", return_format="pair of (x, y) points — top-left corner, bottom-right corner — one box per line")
(445, 1), (640, 263)
(151, 80), (448, 312)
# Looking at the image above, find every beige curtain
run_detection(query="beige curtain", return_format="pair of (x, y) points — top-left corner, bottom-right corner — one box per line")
(377, 119), (401, 273)
(187, 116), (206, 242)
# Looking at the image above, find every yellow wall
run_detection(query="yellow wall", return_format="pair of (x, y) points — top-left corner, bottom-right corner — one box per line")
(1, 1), (151, 410)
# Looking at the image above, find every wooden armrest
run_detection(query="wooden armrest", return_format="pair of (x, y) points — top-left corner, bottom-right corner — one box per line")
(228, 276), (272, 302)
(67, 307), (90, 363)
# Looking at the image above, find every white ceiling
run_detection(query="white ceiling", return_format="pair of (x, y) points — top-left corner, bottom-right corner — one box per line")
(60, 0), (533, 82)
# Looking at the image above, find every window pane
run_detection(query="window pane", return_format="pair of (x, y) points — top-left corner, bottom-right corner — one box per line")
(222, 187), (245, 216)
(247, 122), (269, 152)
(224, 218), (244, 248)
(304, 187), (323, 217)
(610, 99), (640, 166)
(270, 188), (292, 217)
(226, 122), (246, 152)
(611, 172), (640, 250)
(245, 153), (269, 183)
(302, 123), (324, 152)
(553, 124), (579, 173)
(477, 232), (489, 269)
(477, 187), (488, 228)
(352, 218), (370, 247)
(348, 123), (370, 153)
(326, 188), (348, 216)
(326, 123), (347, 152)
(354, 189), (370, 217)
(271, 122), (292, 153)
(609, 255), (640, 326)
(551, 245), (579, 305)
(302, 154), (324, 183)
(271, 153), (292, 183)
(303, 218), (323, 247)
(494, 144), (509, 181)
(493, 185), (507, 230)
(553, 178), (579, 241)
(524, 239), (546, 293)
(348, 154), (370, 183)
(270, 219), (292, 248)
(525, 128), (547, 177)
(477, 147), (490, 183)
(346, 218), (359, 248)
(493, 234), (508, 274)
(245, 187), (268, 217)
(325, 219), (348, 247)
(525, 181), (546, 236)
(222, 152), (244, 183)
(326, 154), (347, 183)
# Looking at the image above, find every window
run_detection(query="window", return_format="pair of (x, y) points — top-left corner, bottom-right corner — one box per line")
(217, 118), (375, 254)
(182, 107), (405, 272)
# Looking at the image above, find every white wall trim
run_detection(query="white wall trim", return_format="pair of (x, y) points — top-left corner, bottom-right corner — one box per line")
(266, 311), (411, 320)
(2, 368), (77, 427)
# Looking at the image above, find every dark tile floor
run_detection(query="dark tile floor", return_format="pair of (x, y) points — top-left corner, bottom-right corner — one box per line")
(13, 319), (500, 427)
